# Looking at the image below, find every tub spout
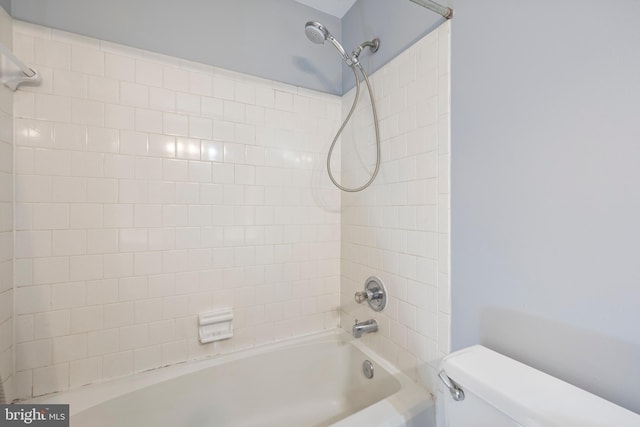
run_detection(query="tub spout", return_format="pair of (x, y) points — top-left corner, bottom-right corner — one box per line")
(352, 319), (378, 338)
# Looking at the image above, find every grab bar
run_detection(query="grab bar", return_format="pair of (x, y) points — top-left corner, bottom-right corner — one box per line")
(438, 370), (465, 401)
(0, 41), (41, 91)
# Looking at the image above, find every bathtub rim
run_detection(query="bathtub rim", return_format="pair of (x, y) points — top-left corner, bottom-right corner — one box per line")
(27, 329), (349, 414)
(26, 328), (433, 421)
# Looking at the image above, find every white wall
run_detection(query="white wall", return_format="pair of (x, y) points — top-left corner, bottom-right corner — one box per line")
(340, 21), (450, 389)
(12, 20), (342, 399)
(4, 2), (452, 401)
(451, 0), (640, 413)
(0, 4), (14, 403)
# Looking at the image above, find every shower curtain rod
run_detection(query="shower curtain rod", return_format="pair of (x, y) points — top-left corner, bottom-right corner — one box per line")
(410, 0), (454, 19)
(0, 41), (41, 91)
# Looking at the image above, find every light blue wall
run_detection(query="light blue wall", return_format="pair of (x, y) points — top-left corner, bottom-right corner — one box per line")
(11, 0), (344, 94)
(9, 0), (444, 96)
(451, 0), (640, 413)
(341, 0), (443, 92)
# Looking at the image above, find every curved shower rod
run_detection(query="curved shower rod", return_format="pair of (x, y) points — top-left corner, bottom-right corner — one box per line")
(0, 42), (41, 91)
(410, 0), (454, 19)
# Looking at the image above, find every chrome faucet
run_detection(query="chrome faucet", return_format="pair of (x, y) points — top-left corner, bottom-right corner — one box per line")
(352, 319), (378, 338)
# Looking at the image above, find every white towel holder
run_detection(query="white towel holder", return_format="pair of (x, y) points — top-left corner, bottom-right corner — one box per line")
(0, 41), (41, 91)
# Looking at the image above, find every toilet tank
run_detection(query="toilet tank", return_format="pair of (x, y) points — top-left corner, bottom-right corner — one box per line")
(439, 345), (640, 427)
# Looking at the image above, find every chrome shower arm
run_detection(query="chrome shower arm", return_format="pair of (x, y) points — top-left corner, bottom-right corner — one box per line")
(352, 39), (380, 63)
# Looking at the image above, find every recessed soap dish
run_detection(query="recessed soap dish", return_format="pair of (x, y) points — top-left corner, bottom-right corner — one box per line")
(198, 308), (233, 343)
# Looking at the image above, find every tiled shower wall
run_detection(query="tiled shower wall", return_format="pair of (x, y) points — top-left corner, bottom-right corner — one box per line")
(0, 6), (14, 404)
(12, 21), (342, 399)
(340, 21), (450, 389)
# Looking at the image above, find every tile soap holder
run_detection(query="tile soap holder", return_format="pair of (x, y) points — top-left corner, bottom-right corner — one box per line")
(198, 308), (233, 343)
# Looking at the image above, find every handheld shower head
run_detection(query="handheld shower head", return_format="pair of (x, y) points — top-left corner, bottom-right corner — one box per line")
(304, 21), (328, 45)
(304, 21), (351, 64)
(303, 22), (382, 193)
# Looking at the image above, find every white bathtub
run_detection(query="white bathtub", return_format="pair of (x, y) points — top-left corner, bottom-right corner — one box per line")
(30, 330), (434, 427)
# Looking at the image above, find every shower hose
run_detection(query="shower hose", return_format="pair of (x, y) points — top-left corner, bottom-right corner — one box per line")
(326, 64), (381, 192)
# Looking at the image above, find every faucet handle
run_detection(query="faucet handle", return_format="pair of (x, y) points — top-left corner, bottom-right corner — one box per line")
(354, 291), (370, 304)
(354, 277), (387, 312)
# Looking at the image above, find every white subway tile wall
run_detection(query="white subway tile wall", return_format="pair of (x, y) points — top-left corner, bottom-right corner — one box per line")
(4, 16), (451, 400)
(0, 6), (15, 403)
(339, 22), (450, 389)
(12, 20), (342, 398)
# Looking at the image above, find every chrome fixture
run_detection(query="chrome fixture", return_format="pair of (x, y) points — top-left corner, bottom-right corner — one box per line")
(352, 319), (378, 338)
(438, 370), (465, 401)
(409, 0), (454, 19)
(304, 22), (381, 193)
(0, 42), (41, 91)
(352, 39), (380, 61)
(305, 22), (352, 65)
(362, 360), (374, 379)
(354, 276), (387, 312)
(304, 22), (380, 68)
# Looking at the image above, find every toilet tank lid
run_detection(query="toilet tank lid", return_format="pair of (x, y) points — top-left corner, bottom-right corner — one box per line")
(441, 345), (640, 427)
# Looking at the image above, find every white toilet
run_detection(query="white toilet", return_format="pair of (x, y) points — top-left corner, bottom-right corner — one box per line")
(438, 345), (640, 427)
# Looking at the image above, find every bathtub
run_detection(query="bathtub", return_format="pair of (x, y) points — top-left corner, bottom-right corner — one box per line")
(30, 330), (434, 427)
